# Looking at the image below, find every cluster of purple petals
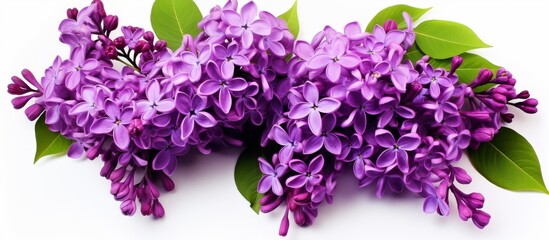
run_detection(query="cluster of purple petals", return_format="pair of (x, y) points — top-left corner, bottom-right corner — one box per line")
(8, 0), (293, 218)
(256, 16), (538, 235)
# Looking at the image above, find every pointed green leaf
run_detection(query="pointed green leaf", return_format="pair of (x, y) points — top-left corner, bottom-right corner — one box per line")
(415, 20), (491, 59)
(278, 0), (300, 38)
(34, 114), (73, 163)
(151, 0), (202, 50)
(234, 147), (264, 213)
(429, 53), (499, 92)
(469, 127), (548, 194)
(366, 4), (431, 32)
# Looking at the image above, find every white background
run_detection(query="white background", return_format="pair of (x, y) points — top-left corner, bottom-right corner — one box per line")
(1, 0), (549, 239)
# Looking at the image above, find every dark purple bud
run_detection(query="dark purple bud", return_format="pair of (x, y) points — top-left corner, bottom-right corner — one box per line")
(492, 93), (507, 104)
(404, 81), (423, 102)
(67, 8), (78, 20)
(453, 167), (472, 184)
(140, 199), (153, 216)
(105, 46), (118, 59)
(449, 56), (463, 75)
(7, 84), (28, 95)
(87, 141), (103, 160)
(115, 183), (131, 200)
(25, 104), (44, 121)
(134, 40), (149, 54)
(472, 210), (490, 229)
(501, 113), (514, 123)
(121, 200), (136, 216)
(519, 105), (538, 114)
(128, 119), (144, 135)
(159, 173), (175, 192)
(110, 182), (122, 195)
(144, 31), (155, 42)
(462, 111), (491, 121)
(152, 200), (165, 218)
(470, 69), (493, 88)
(12, 95), (34, 109)
(507, 78), (516, 86)
(383, 19), (398, 32)
(522, 98), (538, 107)
(109, 167), (126, 182)
(293, 192), (310, 203)
(472, 128), (495, 142)
(517, 90), (530, 99)
(467, 192), (485, 208)
(103, 15), (119, 32)
(457, 201), (473, 221)
(155, 40), (167, 51)
(21, 69), (42, 90)
(182, 34), (195, 52)
(113, 36), (126, 49)
(492, 86), (508, 95)
(11, 76), (31, 89)
(279, 208), (290, 236)
(260, 196), (285, 213)
(93, 0), (107, 18)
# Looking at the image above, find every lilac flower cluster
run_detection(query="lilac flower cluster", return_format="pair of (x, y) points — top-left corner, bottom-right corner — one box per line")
(256, 16), (538, 235)
(9, 0), (293, 217)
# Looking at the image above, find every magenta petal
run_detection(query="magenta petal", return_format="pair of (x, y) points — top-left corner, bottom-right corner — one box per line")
(286, 175), (307, 188)
(288, 102), (312, 119)
(90, 118), (115, 134)
(303, 136), (324, 154)
(308, 110), (322, 136)
(377, 149), (397, 168)
(317, 98), (340, 113)
(307, 54), (332, 69)
(113, 126), (130, 149)
(195, 112), (217, 127)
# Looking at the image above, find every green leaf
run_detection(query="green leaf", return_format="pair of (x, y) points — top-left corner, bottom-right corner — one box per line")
(34, 114), (73, 163)
(469, 127), (548, 194)
(278, 0), (300, 38)
(234, 147), (264, 213)
(429, 53), (499, 92)
(404, 43), (425, 64)
(415, 20), (491, 59)
(150, 0), (202, 50)
(365, 4), (431, 32)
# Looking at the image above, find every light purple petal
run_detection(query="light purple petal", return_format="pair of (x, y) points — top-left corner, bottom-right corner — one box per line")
(268, 41), (286, 56)
(309, 155), (324, 174)
(286, 175), (307, 188)
(250, 19), (271, 36)
(295, 40), (314, 60)
(423, 197), (438, 213)
(156, 100), (175, 112)
(326, 62), (341, 82)
(395, 106), (415, 119)
(197, 80), (221, 95)
(227, 77), (248, 91)
(181, 116), (195, 140)
(272, 125), (291, 145)
(142, 108), (156, 121)
(398, 133), (421, 150)
(338, 54), (360, 68)
(308, 110), (322, 136)
(70, 102), (92, 115)
(190, 65), (202, 82)
(90, 118), (114, 134)
(307, 54), (332, 70)
(195, 112), (217, 127)
(258, 158), (275, 175)
(324, 134), (342, 155)
(241, 1), (257, 23)
(153, 149), (170, 171)
(317, 98), (340, 113)
(120, 107), (134, 124)
(258, 176), (273, 193)
(279, 146), (294, 162)
(221, 61), (235, 79)
(271, 178), (283, 196)
(231, 55), (250, 66)
(289, 159), (307, 173)
(113, 125), (130, 149)
(67, 142), (84, 159)
(222, 10), (243, 26)
(430, 82), (441, 98)
(219, 87), (232, 113)
(353, 159), (365, 179)
(302, 81), (319, 104)
(241, 29), (254, 48)
(288, 102), (312, 119)
(104, 100), (120, 120)
(396, 150), (409, 172)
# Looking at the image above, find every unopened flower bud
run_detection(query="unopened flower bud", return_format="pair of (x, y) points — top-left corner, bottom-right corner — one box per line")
(467, 192), (485, 208)
(105, 45), (118, 59)
(453, 167), (472, 184)
(517, 90), (530, 99)
(67, 8), (78, 20)
(113, 36), (126, 49)
(103, 15), (119, 32)
(472, 128), (495, 142)
(457, 201), (473, 221)
(383, 19), (398, 32)
(134, 40), (149, 54)
(470, 68), (493, 88)
(121, 200), (136, 216)
(279, 208), (290, 236)
(155, 40), (167, 51)
(450, 56), (463, 75)
(152, 200), (165, 218)
(128, 119), (144, 135)
(501, 113), (514, 123)
(472, 210), (490, 229)
(144, 31), (155, 42)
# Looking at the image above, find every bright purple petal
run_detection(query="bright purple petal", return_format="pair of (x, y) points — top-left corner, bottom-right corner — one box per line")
(113, 125), (130, 149)
(375, 129), (396, 147)
(377, 149), (397, 168)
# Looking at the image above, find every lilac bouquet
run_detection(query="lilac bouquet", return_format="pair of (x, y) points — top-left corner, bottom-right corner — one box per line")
(7, 0), (545, 237)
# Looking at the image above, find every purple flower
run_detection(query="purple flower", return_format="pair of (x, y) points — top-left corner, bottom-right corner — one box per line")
(222, 1), (271, 48)
(308, 37), (360, 82)
(423, 182), (450, 216)
(422, 87), (458, 123)
(286, 155), (324, 192)
(152, 138), (188, 176)
(341, 91), (378, 134)
(418, 64), (452, 98)
(136, 80), (175, 121)
(259, 27), (286, 56)
(288, 82), (340, 135)
(344, 145), (374, 179)
(175, 92), (217, 140)
(197, 62), (248, 113)
(303, 114), (342, 155)
(122, 26), (144, 49)
(181, 46), (211, 82)
(375, 129), (421, 172)
(378, 96), (416, 128)
(63, 47), (99, 90)
(258, 157), (287, 196)
(90, 99), (134, 150)
(213, 42), (250, 79)
(271, 124), (302, 163)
